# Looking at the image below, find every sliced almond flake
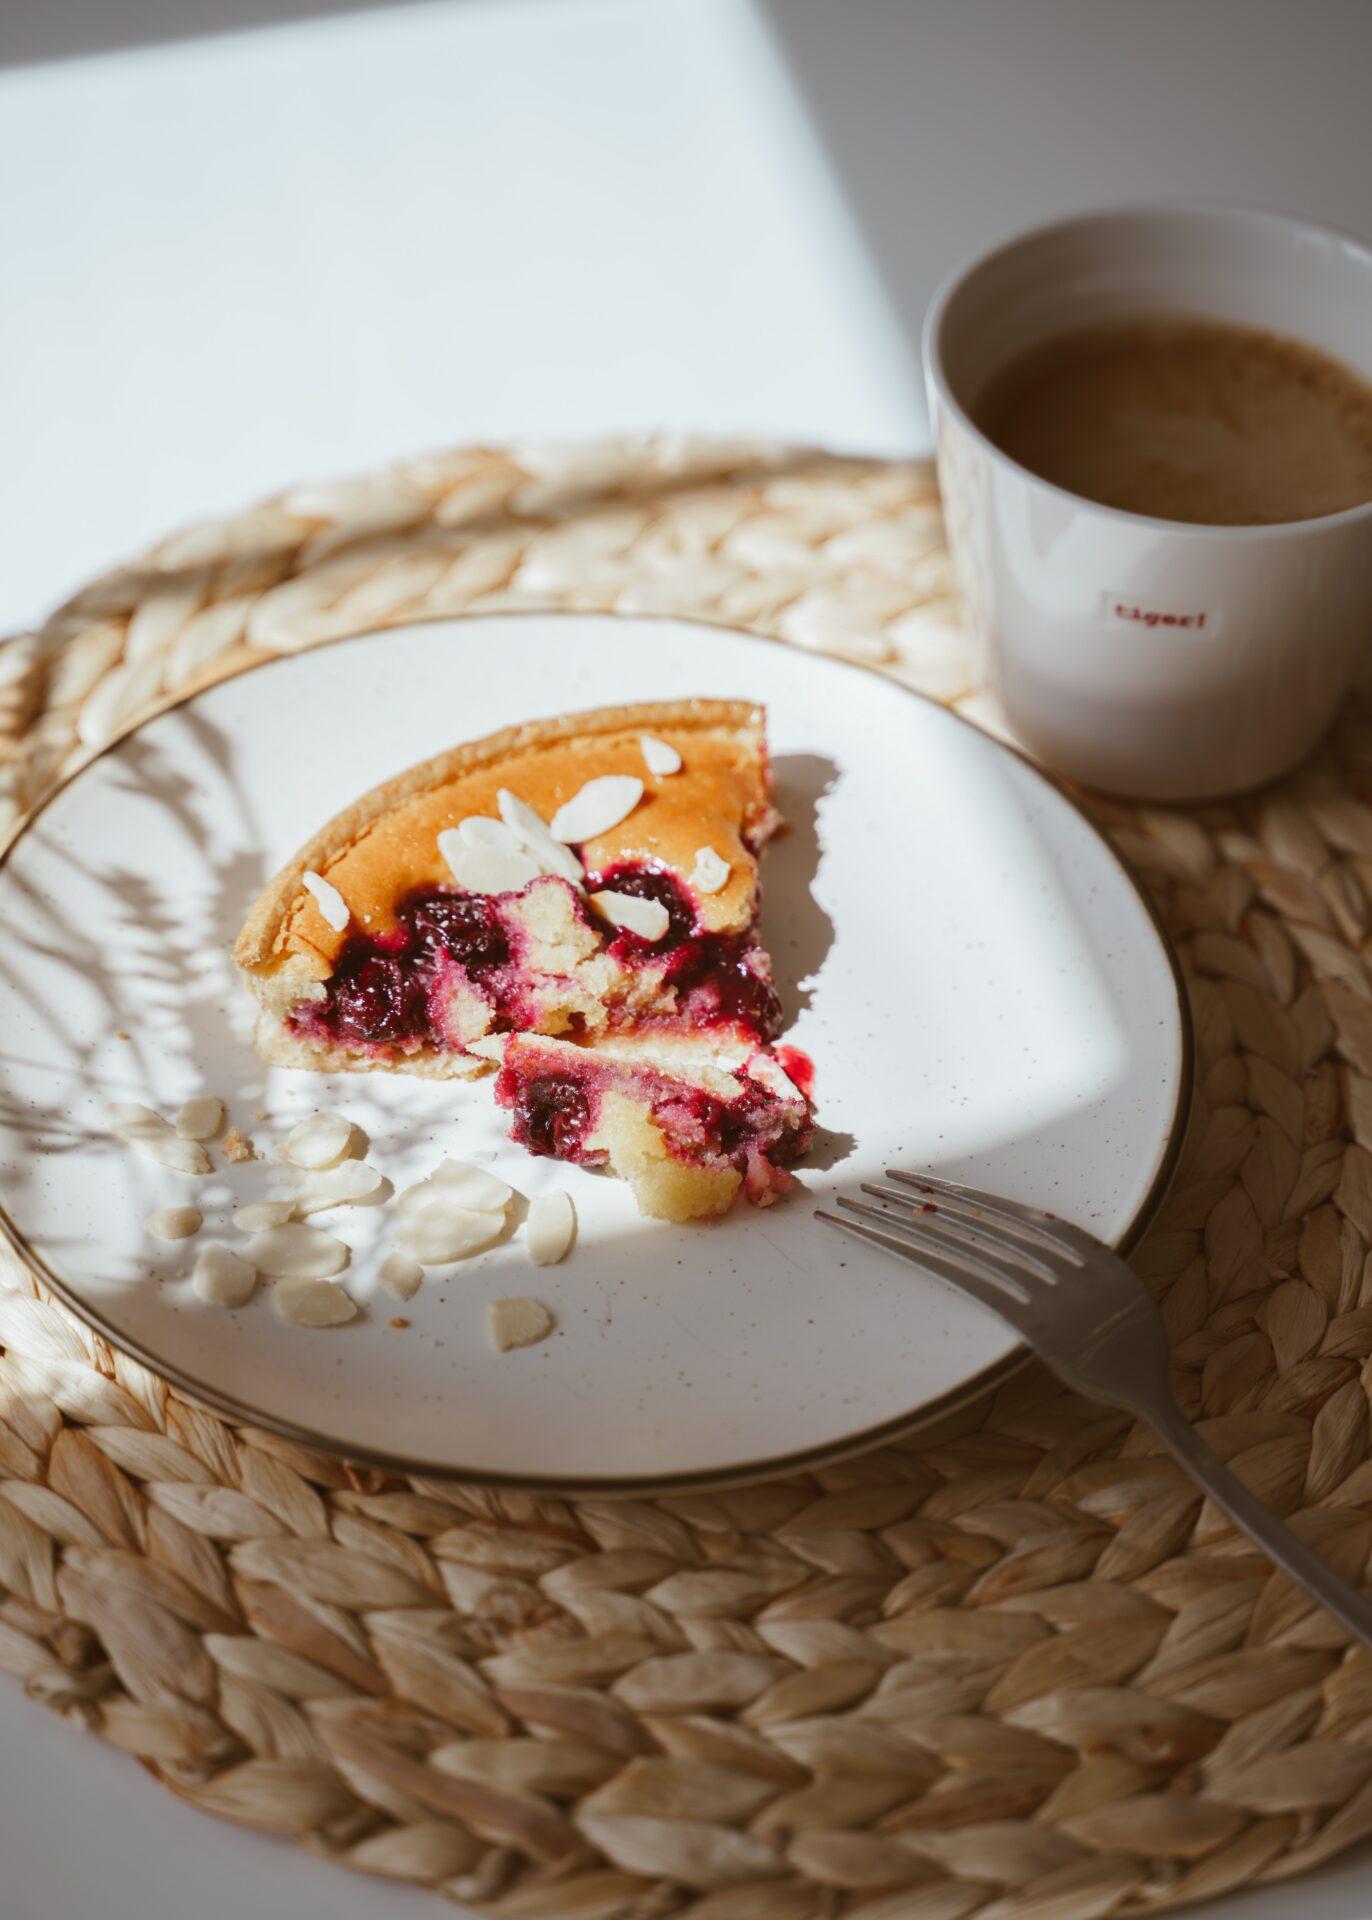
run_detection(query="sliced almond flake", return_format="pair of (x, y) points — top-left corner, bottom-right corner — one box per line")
(640, 735), (683, 776)
(246, 1223), (349, 1279)
(456, 815), (522, 851)
(232, 1199), (295, 1233)
(397, 1199), (506, 1265)
(438, 828), (541, 897)
(274, 1278), (357, 1328)
(590, 889), (670, 942)
(144, 1135), (213, 1176)
(466, 1034), (507, 1063)
(302, 869), (350, 933)
(283, 1111), (352, 1170)
(395, 1163), (510, 1219)
(148, 1206), (202, 1241)
(176, 1095), (225, 1141)
(427, 1159), (513, 1211)
(550, 775), (644, 845)
(488, 1297), (554, 1352)
(193, 1244), (256, 1308)
(293, 1160), (387, 1214)
(690, 846), (731, 894)
(380, 1251), (424, 1301)
(104, 1102), (171, 1143)
(497, 788), (585, 883)
(526, 1190), (575, 1266)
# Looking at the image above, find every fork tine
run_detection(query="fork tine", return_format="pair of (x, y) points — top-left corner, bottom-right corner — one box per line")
(816, 1209), (1033, 1324)
(858, 1183), (1068, 1284)
(832, 1197), (1042, 1308)
(885, 1169), (1092, 1255)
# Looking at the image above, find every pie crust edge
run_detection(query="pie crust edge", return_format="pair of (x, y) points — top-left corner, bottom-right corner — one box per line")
(234, 696), (766, 977)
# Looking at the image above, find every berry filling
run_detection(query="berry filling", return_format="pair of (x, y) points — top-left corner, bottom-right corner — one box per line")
(496, 1046), (813, 1183)
(291, 861), (782, 1056)
(292, 884), (524, 1052)
(517, 1075), (594, 1159)
(590, 861), (782, 1040)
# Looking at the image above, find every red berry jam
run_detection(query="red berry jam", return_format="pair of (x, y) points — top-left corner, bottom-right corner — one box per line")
(326, 951), (425, 1045)
(292, 883), (516, 1050)
(773, 1045), (815, 1100)
(589, 860), (782, 1041)
(512, 1074), (594, 1160)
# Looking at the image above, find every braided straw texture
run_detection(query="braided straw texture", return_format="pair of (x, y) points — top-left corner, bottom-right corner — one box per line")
(4, 437), (1372, 1919)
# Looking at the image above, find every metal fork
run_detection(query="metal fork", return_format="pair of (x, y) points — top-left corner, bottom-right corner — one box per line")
(818, 1169), (1372, 1653)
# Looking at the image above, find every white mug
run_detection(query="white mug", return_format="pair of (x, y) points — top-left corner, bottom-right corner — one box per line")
(923, 206), (1372, 800)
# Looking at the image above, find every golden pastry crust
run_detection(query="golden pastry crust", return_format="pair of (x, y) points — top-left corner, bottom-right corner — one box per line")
(235, 698), (772, 983)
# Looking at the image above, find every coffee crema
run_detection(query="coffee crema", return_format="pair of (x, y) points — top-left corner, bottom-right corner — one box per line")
(975, 314), (1372, 526)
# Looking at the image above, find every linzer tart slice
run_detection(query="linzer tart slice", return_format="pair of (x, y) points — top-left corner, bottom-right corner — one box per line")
(236, 698), (781, 1065)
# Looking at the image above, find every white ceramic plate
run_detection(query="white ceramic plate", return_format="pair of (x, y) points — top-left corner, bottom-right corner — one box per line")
(0, 615), (1189, 1490)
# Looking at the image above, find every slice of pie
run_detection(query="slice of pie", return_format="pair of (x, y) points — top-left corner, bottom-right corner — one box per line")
(234, 699), (813, 1219)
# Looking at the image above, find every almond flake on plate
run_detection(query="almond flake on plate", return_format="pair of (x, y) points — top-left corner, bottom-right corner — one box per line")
(232, 1199), (295, 1233)
(590, 889), (669, 942)
(176, 1096), (225, 1141)
(273, 1278), (357, 1327)
(550, 775), (643, 844)
(380, 1251), (424, 1301)
(397, 1199), (507, 1265)
(247, 1223), (349, 1279)
(148, 1206), (202, 1241)
(104, 1099), (210, 1172)
(193, 1244), (256, 1308)
(488, 1297), (554, 1352)
(640, 735), (682, 776)
(283, 1111), (352, 1170)
(302, 869), (351, 932)
(690, 846), (731, 894)
(293, 1160), (387, 1214)
(497, 788), (585, 883)
(526, 1189), (575, 1266)
(422, 1159), (514, 1205)
(104, 1102), (171, 1143)
(147, 1135), (214, 1176)
(438, 827), (541, 897)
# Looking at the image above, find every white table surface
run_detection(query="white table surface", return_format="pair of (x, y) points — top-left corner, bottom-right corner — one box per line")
(4, 2), (1372, 1913)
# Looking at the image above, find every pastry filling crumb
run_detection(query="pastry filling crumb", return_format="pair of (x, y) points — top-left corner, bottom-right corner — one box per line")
(494, 1039), (812, 1205)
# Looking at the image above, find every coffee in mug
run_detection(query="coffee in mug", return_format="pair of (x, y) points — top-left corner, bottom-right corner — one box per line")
(923, 207), (1372, 800)
(975, 314), (1372, 527)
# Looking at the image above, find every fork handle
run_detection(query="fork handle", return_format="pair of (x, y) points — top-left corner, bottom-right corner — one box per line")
(1149, 1400), (1372, 1653)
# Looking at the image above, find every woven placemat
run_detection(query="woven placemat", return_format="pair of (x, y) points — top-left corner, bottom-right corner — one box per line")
(4, 436), (1372, 1919)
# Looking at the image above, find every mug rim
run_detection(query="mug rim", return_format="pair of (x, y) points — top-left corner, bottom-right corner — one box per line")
(922, 200), (1372, 542)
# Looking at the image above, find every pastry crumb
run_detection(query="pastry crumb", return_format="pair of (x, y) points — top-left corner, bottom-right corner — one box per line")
(389, 1316), (410, 1329)
(114, 1029), (130, 1041)
(220, 1127), (255, 1164)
